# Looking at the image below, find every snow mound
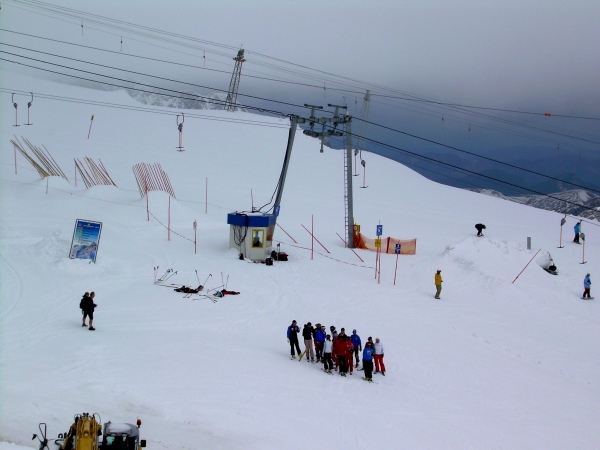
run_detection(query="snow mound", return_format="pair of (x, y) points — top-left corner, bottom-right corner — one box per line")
(444, 237), (532, 285)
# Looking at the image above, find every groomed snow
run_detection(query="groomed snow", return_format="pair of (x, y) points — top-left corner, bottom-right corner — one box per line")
(1, 72), (599, 449)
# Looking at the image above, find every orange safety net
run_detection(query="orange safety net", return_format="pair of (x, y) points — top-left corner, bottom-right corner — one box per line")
(353, 231), (417, 255)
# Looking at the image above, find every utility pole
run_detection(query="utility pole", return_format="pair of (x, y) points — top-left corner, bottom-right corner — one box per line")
(224, 49), (246, 112)
(301, 104), (354, 247)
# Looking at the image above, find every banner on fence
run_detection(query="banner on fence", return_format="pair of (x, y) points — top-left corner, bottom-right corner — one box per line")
(353, 228), (416, 255)
(69, 219), (103, 263)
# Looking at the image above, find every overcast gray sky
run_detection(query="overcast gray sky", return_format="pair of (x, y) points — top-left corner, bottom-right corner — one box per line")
(2, 0), (599, 164)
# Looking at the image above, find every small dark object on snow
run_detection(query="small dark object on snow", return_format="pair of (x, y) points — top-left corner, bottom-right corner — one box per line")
(475, 223), (486, 236)
(271, 250), (289, 261)
(265, 257), (273, 266)
(174, 285), (203, 293)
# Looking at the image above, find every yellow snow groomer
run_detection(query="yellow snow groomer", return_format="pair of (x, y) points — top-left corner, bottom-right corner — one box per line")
(33, 413), (146, 450)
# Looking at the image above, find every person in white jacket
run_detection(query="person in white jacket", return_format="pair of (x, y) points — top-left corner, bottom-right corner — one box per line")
(374, 337), (386, 375)
(322, 335), (334, 373)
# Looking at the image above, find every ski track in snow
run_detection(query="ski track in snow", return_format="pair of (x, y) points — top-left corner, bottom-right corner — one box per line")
(1, 72), (599, 449)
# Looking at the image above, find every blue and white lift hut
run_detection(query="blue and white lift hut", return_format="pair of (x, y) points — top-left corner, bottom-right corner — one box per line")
(227, 212), (276, 261)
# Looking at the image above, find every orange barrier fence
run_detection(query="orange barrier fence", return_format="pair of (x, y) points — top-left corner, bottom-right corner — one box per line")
(353, 231), (417, 255)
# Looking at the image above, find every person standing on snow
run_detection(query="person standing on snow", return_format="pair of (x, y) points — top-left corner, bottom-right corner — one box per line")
(315, 324), (326, 362)
(374, 337), (386, 376)
(574, 221), (582, 243)
(80, 292), (90, 327)
(362, 341), (375, 382)
(81, 292), (97, 330)
(434, 270), (443, 299)
(333, 333), (348, 376)
(475, 223), (486, 237)
(345, 335), (355, 375)
(302, 322), (315, 362)
(322, 335), (334, 374)
(583, 274), (592, 299)
(287, 320), (301, 359)
(351, 329), (362, 366)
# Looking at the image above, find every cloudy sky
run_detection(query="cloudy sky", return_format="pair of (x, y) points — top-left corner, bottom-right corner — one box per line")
(1, 0), (599, 171)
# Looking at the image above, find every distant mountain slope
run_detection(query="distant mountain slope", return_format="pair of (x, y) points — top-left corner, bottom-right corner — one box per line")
(127, 89), (246, 111)
(471, 188), (600, 221)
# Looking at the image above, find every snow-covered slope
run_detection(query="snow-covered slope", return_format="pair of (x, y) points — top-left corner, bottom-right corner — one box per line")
(1, 72), (599, 450)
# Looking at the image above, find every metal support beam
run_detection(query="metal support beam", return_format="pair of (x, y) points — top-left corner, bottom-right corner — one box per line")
(345, 118), (354, 248)
(273, 115), (299, 213)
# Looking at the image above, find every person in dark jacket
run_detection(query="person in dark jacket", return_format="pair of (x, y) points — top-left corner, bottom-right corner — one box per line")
(351, 329), (362, 366)
(302, 322), (315, 362)
(81, 292), (97, 330)
(362, 341), (375, 381)
(475, 223), (486, 237)
(80, 292), (90, 327)
(287, 320), (301, 359)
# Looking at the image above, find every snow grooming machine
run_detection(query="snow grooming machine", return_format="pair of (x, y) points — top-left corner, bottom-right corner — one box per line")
(33, 413), (146, 450)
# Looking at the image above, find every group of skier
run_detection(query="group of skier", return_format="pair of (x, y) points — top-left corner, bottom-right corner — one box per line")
(287, 320), (385, 382)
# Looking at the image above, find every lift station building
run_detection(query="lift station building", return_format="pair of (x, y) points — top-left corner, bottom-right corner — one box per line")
(227, 212), (276, 261)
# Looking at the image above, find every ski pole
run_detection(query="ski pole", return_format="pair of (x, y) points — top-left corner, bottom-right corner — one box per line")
(202, 273), (212, 287)
(225, 275), (229, 290)
(195, 270), (200, 285)
(163, 271), (177, 282)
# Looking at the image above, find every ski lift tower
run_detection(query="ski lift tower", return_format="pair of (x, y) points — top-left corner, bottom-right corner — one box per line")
(224, 49), (246, 112)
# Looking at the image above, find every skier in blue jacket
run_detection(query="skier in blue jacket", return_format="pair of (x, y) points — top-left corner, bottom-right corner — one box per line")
(315, 325), (326, 362)
(351, 329), (362, 366)
(583, 274), (592, 299)
(362, 341), (375, 382)
(574, 221), (581, 243)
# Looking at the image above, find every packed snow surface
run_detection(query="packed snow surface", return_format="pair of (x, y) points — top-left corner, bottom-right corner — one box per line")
(1, 73), (599, 450)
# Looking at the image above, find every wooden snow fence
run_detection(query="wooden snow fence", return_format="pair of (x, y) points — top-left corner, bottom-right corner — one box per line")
(10, 136), (67, 180)
(74, 157), (117, 188)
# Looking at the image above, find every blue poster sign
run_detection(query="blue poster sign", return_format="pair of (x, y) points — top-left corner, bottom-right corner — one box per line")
(274, 205), (280, 216)
(69, 219), (103, 263)
(395, 244), (401, 254)
(376, 224), (383, 236)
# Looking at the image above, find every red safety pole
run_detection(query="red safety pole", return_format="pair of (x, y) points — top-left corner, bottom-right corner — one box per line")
(393, 253), (399, 285)
(168, 196), (171, 241)
(276, 223), (298, 244)
(311, 215), (314, 260)
(512, 249), (541, 284)
(378, 246), (381, 284)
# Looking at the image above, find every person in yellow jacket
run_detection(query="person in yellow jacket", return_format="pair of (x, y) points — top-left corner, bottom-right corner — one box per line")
(434, 270), (443, 299)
